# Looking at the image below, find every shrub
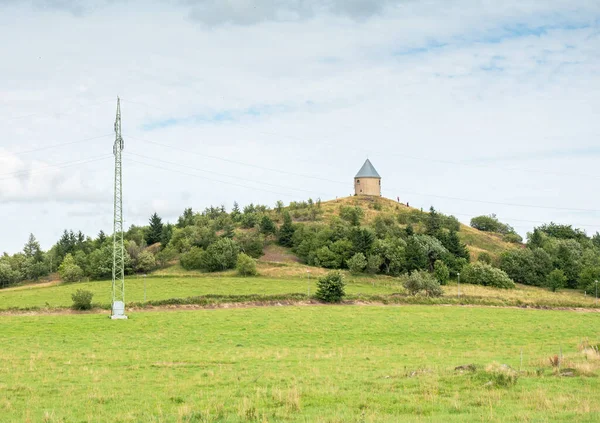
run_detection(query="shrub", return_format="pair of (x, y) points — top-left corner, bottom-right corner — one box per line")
(71, 289), (94, 310)
(462, 262), (515, 289)
(433, 260), (450, 285)
(475, 363), (519, 388)
(135, 250), (156, 273)
(546, 269), (566, 292)
(201, 238), (240, 272)
(366, 254), (383, 274)
(347, 253), (367, 274)
(477, 252), (492, 265)
(503, 233), (523, 244)
(58, 253), (84, 283)
(180, 246), (204, 270)
(340, 206), (364, 226)
(236, 253), (258, 276)
(315, 271), (346, 303)
(403, 270), (443, 297)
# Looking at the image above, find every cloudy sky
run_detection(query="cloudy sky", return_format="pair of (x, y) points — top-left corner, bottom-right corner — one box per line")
(1, 0), (599, 253)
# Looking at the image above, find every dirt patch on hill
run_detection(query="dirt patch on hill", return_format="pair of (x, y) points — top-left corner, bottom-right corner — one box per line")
(259, 245), (301, 263)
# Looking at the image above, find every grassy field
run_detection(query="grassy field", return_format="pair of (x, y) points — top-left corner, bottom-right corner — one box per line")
(2, 272), (599, 311)
(0, 275), (402, 310)
(1, 305), (599, 422)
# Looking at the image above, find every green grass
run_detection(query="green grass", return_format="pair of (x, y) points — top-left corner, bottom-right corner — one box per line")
(1, 306), (599, 422)
(0, 275), (401, 310)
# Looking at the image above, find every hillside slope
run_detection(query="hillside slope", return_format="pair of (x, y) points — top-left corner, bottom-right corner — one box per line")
(298, 196), (516, 261)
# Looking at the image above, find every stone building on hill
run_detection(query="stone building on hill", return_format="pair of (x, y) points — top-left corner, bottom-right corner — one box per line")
(354, 159), (381, 196)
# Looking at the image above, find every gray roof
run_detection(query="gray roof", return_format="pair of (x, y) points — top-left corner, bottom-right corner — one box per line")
(355, 159), (381, 178)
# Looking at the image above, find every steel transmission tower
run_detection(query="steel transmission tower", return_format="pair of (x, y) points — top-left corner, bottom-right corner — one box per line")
(111, 97), (127, 319)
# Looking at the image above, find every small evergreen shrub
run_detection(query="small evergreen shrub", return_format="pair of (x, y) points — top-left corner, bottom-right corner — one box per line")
(347, 253), (367, 274)
(71, 289), (94, 310)
(315, 271), (346, 303)
(236, 253), (258, 276)
(462, 262), (515, 289)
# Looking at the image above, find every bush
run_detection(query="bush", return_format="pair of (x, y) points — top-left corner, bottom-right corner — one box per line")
(71, 289), (94, 310)
(135, 250), (156, 273)
(502, 233), (523, 244)
(366, 254), (383, 274)
(546, 269), (566, 292)
(340, 206), (364, 226)
(315, 271), (346, 303)
(180, 246), (204, 270)
(201, 238), (240, 272)
(475, 363), (518, 388)
(462, 262), (515, 289)
(433, 260), (450, 285)
(236, 253), (258, 276)
(58, 253), (84, 283)
(347, 253), (367, 274)
(403, 270), (443, 297)
(477, 252), (492, 265)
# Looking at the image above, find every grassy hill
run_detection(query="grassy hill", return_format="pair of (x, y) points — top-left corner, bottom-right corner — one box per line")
(286, 196), (516, 261)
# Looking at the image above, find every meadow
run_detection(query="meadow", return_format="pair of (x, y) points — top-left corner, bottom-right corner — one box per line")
(1, 271), (598, 311)
(1, 305), (599, 422)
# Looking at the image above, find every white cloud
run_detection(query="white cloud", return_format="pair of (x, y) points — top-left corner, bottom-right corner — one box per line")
(0, 0), (599, 252)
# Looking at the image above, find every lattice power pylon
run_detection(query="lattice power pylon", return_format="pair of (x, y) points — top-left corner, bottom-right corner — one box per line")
(111, 97), (127, 319)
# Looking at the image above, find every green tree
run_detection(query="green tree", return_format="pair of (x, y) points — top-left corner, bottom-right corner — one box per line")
(259, 215), (276, 235)
(434, 260), (450, 285)
(546, 269), (566, 292)
(160, 223), (174, 247)
(315, 271), (345, 303)
(462, 262), (515, 289)
(136, 251), (156, 273)
(177, 208), (195, 228)
(275, 200), (284, 214)
(347, 253), (367, 274)
(236, 253), (258, 276)
(403, 270), (443, 297)
(477, 252), (492, 265)
(201, 238), (240, 272)
(425, 207), (442, 236)
(146, 213), (164, 245)
(0, 262), (19, 288)
(278, 212), (295, 247)
(180, 246), (204, 270)
(236, 231), (265, 258)
(366, 254), (383, 274)
(340, 206), (363, 226)
(58, 253), (84, 282)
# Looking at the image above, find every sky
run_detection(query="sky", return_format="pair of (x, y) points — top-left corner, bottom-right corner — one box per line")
(1, 0), (599, 254)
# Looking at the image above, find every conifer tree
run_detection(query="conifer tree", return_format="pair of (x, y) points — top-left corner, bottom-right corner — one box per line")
(146, 213), (164, 245)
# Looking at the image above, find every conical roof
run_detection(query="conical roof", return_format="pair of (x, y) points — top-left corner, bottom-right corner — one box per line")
(355, 159), (380, 178)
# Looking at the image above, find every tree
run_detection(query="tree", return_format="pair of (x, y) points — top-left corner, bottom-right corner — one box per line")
(236, 253), (258, 276)
(146, 213), (164, 245)
(546, 269), (566, 292)
(177, 208), (195, 228)
(349, 227), (375, 256)
(425, 207), (442, 236)
(180, 246), (204, 270)
(403, 270), (443, 297)
(136, 251), (156, 273)
(315, 271), (345, 303)
(275, 200), (284, 214)
(477, 252), (492, 265)
(347, 253), (367, 274)
(160, 223), (174, 247)
(434, 260), (450, 285)
(23, 233), (43, 261)
(0, 263), (19, 288)
(462, 262), (515, 289)
(97, 230), (107, 245)
(201, 238), (240, 272)
(278, 212), (295, 247)
(259, 215), (276, 235)
(58, 253), (84, 282)
(340, 206), (363, 226)
(470, 214), (514, 234)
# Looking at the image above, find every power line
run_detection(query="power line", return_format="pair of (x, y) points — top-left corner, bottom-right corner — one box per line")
(0, 133), (113, 159)
(125, 151), (330, 197)
(126, 134), (348, 186)
(0, 154), (113, 180)
(2, 98), (115, 122)
(127, 158), (310, 199)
